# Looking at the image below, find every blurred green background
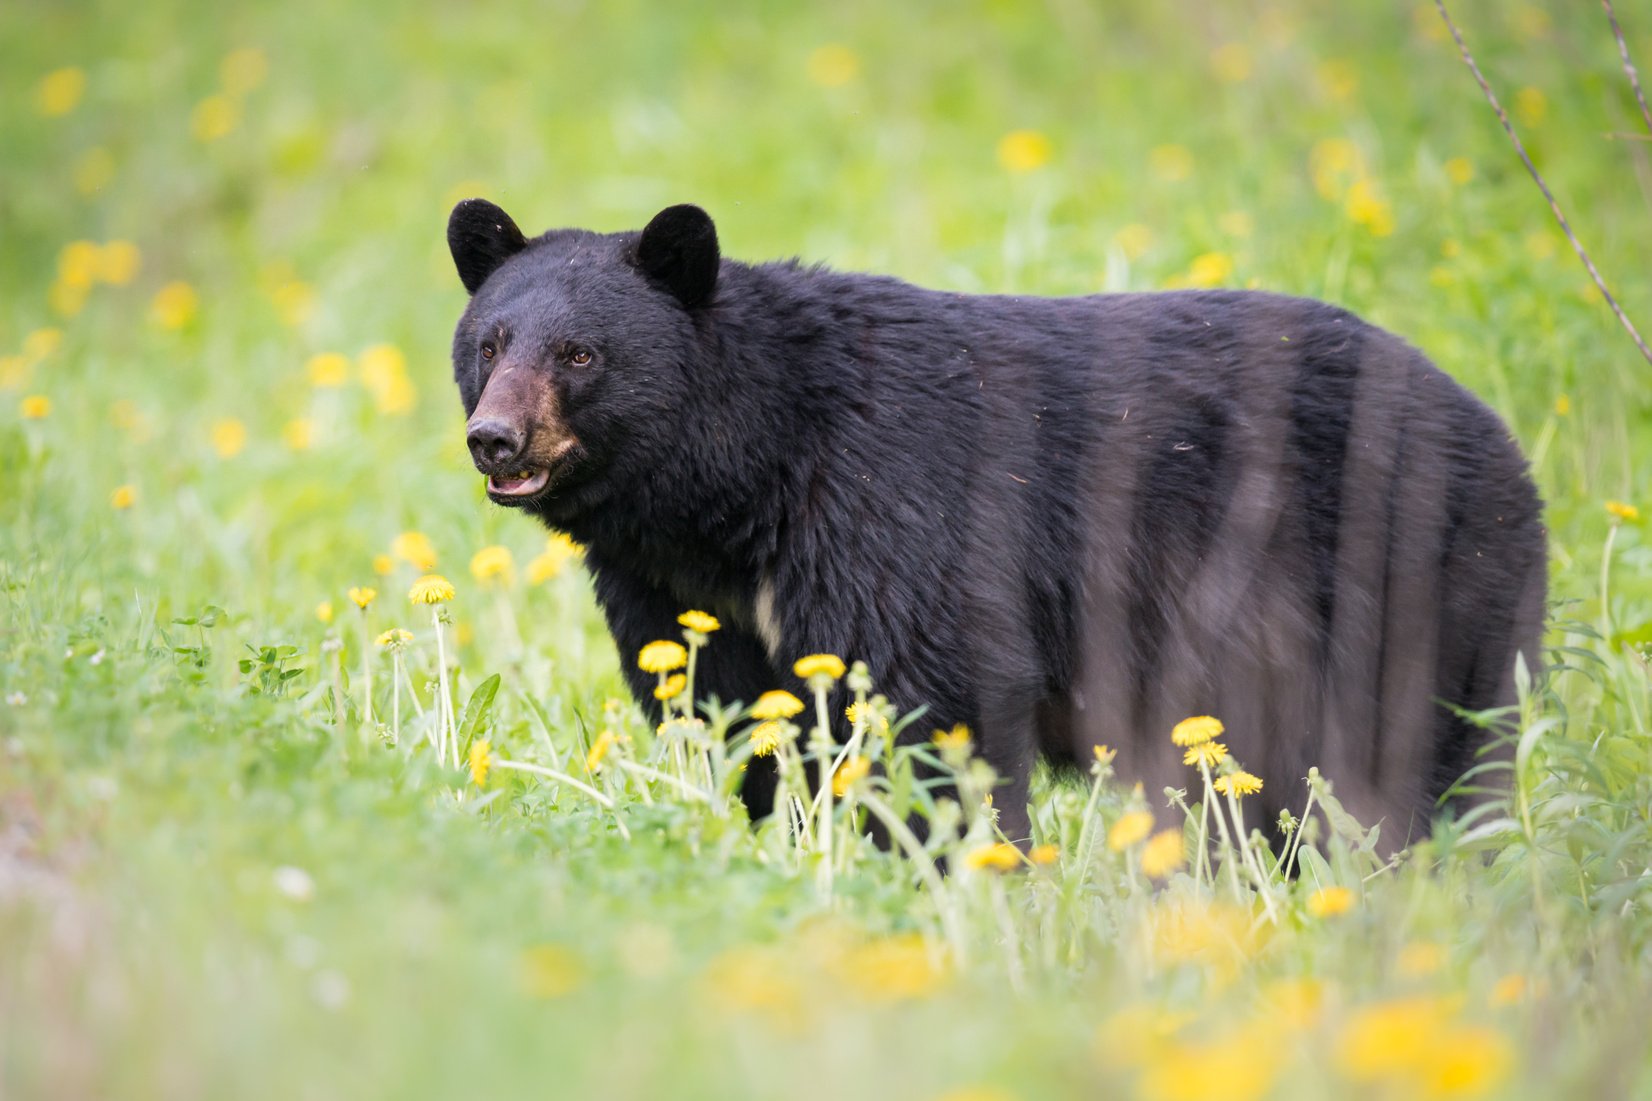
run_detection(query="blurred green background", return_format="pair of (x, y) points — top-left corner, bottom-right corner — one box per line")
(4, 1), (1652, 1098)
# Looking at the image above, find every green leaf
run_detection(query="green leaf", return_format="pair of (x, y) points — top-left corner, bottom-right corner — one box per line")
(457, 673), (502, 750)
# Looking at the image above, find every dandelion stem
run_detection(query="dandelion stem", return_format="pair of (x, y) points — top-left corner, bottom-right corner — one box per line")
(857, 790), (967, 965)
(1281, 784), (1317, 880)
(432, 608), (456, 767)
(611, 758), (717, 807)
(360, 618), (374, 740)
(390, 650), (401, 746)
(1600, 522), (1618, 645)
(811, 683), (835, 898)
(1198, 760), (1247, 902)
(988, 875), (1025, 995)
(1072, 768), (1108, 873)
(491, 759), (631, 841)
(1223, 786), (1279, 922)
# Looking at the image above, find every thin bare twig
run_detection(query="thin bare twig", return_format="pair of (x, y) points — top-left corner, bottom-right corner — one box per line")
(1435, 0), (1652, 368)
(1602, 0), (1652, 136)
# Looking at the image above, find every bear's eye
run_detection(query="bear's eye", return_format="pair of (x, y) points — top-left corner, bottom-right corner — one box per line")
(568, 349), (593, 367)
(480, 341), (496, 361)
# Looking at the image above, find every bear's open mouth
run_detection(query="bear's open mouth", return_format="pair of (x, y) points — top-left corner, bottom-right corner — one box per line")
(486, 469), (551, 498)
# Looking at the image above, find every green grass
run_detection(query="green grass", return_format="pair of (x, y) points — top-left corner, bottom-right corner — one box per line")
(4, 1), (1652, 1098)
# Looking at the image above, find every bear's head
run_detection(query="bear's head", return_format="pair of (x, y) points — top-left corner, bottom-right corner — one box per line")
(446, 199), (720, 522)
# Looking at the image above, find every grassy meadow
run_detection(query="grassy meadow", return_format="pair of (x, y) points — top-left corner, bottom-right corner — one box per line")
(5, 0), (1652, 1097)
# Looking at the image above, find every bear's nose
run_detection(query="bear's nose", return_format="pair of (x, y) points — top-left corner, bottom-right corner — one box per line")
(466, 418), (525, 470)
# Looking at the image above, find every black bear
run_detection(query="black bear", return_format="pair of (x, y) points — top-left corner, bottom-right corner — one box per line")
(446, 199), (1546, 845)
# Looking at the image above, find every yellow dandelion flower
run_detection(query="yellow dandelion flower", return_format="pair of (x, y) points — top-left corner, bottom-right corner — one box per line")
(151, 281), (199, 330)
(1093, 1003), (1193, 1069)
(1171, 715), (1224, 746)
(376, 628), (413, 648)
(1489, 973), (1527, 1007)
(1108, 810), (1154, 851)
(1028, 843), (1059, 866)
(220, 47), (269, 97)
(190, 94), (239, 142)
(1140, 828), (1185, 879)
(1218, 210), (1254, 239)
(1211, 42), (1252, 83)
(805, 43), (859, 88)
(678, 609), (720, 634)
(22, 328), (62, 363)
(36, 66), (87, 117)
(749, 721), (786, 758)
(1445, 156), (1475, 186)
(793, 653), (845, 681)
(1137, 1022), (1285, 1101)
(269, 280), (315, 327)
(408, 574), (455, 605)
(316, 600), (334, 624)
(73, 147), (115, 195)
(638, 640), (687, 673)
(831, 934), (948, 1001)
(468, 738), (492, 786)
(95, 241), (141, 286)
(932, 723), (972, 752)
(1396, 941), (1446, 978)
(1149, 143), (1195, 182)
(282, 417), (313, 451)
(347, 586), (376, 610)
(1514, 86), (1547, 127)
(1309, 137), (1364, 200)
(1093, 743), (1117, 766)
(1181, 251), (1233, 288)
(48, 279), (88, 318)
(1605, 500), (1640, 522)
(469, 544), (514, 585)
(1214, 770), (1263, 797)
(654, 673), (687, 701)
(20, 395), (51, 420)
(997, 129), (1053, 174)
(1422, 1024), (1513, 1097)
(306, 352), (350, 388)
(1345, 178), (1396, 236)
(0, 355), (28, 389)
(964, 843), (1022, 873)
(359, 343), (416, 415)
(1306, 885), (1355, 918)
(391, 531), (438, 570)
(1318, 58), (1359, 101)
(1140, 898), (1263, 974)
(1261, 977), (1327, 1031)
(372, 554), (395, 576)
(1553, 394), (1570, 417)
(585, 729), (619, 772)
(1182, 740), (1228, 768)
(520, 944), (585, 999)
(1112, 223), (1154, 261)
(525, 532), (582, 584)
(1334, 995), (1460, 1082)
(751, 689), (805, 720)
(109, 484), (136, 510)
(209, 417), (247, 458)
(57, 240), (101, 290)
(832, 755), (871, 796)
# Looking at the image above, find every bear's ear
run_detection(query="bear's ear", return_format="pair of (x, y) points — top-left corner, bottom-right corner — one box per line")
(448, 199), (528, 295)
(634, 204), (719, 309)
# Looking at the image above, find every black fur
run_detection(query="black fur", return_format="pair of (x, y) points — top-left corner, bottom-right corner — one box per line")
(447, 201), (1547, 844)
